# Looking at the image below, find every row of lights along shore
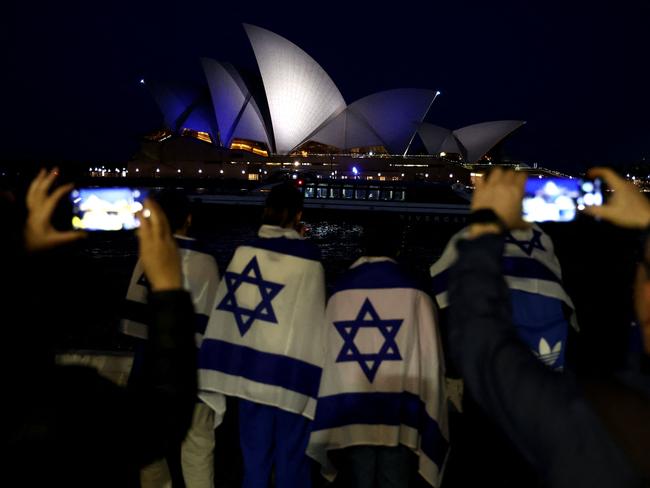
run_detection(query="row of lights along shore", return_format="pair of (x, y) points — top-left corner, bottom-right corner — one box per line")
(88, 166), (458, 181)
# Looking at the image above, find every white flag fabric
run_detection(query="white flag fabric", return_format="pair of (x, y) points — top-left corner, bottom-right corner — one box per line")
(307, 257), (449, 487)
(430, 225), (577, 370)
(121, 236), (220, 348)
(198, 225), (326, 420)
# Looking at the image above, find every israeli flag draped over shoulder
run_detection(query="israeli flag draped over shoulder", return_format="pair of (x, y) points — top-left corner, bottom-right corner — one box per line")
(121, 235), (220, 347)
(307, 257), (449, 487)
(430, 224), (578, 370)
(198, 225), (326, 419)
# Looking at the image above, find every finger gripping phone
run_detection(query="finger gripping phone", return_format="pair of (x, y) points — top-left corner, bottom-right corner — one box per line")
(70, 187), (148, 231)
(522, 177), (603, 223)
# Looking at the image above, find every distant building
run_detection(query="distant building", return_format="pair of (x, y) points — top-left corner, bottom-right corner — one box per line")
(130, 24), (525, 181)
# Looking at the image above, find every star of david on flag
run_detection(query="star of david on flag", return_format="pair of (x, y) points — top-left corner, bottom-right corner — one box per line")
(216, 256), (284, 336)
(505, 229), (546, 256)
(334, 298), (403, 382)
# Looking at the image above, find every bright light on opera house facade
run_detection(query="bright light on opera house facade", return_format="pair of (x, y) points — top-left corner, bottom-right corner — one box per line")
(129, 24), (525, 182)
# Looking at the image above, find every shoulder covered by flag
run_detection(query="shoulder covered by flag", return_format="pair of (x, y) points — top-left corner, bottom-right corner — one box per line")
(430, 225), (576, 319)
(308, 257), (449, 487)
(121, 236), (220, 344)
(199, 225), (326, 419)
(430, 225), (577, 371)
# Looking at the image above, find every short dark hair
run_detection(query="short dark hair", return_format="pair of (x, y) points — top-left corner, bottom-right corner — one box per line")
(361, 214), (403, 258)
(262, 182), (303, 227)
(153, 189), (192, 232)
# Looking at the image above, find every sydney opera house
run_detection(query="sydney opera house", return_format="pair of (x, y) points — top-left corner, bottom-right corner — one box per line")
(129, 24), (525, 183)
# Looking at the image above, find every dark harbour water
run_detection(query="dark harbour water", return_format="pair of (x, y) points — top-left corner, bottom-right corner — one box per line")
(53, 205), (466, 352)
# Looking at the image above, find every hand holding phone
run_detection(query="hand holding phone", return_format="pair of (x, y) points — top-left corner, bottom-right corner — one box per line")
(70, 187), (148, 231)
(25, 168), (86, 252)
(583, 168), (650, 229)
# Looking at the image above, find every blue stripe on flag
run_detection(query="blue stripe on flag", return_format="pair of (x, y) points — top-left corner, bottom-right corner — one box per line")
(124, 300), (209, 337)
(502, 256), (560, 283)
(123, 299), (149, 324)
(199, 338), (322, 398)
(195, 313), (209, 335)
(175, 238), (215, 257)
(333, 262), (419, 293)
(312, 391), (448, 467)
(432, 256), (560, 297)
(431, 270), (449, 296)
(247, 237), (322, 262)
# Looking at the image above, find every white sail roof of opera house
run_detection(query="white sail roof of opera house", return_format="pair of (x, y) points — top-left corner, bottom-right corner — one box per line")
(306, 88), (438, 154)
(201, 58), (271, 149)
(243, 23), (347, 154)
(145, 25), (524, 159)
(418, 120), (526, 163)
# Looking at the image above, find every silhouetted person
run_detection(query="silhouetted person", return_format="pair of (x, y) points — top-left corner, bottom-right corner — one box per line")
(4, 169), (197, 487)
(198, 182), (327, 488)
(308, 217), (448, 487)
(122, 189), (221, 488)
(448, 168), (650, 487)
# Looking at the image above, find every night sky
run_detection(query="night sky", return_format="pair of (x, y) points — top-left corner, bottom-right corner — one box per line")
(2, 0), (648, 171)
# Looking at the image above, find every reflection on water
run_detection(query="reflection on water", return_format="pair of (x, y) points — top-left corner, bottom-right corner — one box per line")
(58, 210), (464, 351)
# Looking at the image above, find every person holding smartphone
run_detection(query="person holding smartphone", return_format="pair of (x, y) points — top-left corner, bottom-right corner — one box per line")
(448, 167), (650, 486)
(121, 190), (221, 488)
(4, 169), (197, 487)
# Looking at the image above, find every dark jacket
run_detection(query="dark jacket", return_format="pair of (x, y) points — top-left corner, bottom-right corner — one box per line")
(5, 289), (197, 487)
(449, 233), (649, 487)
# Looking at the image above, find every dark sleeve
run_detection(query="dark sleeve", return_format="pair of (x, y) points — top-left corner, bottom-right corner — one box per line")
(129, 289), (197, 466)
(7, 288), (197, 483)
(448, 234), (636, 485)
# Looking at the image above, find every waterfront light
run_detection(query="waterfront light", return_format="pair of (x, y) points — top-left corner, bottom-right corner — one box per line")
(220, 169), (224, 174)
(177, 169), (181, 173)
(156, 168), (160, 173)
(352, 166), (359, 175)
(242, 170), (246, 174)
(401, 173), (405, 177)
(440, 152), (446, 157)
(449, 173), (453, 178)
(140, 79), (145, 84)
(135, 168), (139, 173)
(198, 169), (203, 174)
(425, 173), (429, 178)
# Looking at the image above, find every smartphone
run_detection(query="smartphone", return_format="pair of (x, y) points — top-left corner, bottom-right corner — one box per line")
(70, 187), (148, 231)
(522, 177), (603, 223)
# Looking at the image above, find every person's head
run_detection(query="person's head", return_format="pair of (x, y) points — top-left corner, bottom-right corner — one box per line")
(262, 182), (303, 229)
(361, 215), (402, 258)
(153, 190), (192, 235)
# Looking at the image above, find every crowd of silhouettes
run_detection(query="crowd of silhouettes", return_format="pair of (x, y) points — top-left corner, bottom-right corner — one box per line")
(1, 167), (649, 488)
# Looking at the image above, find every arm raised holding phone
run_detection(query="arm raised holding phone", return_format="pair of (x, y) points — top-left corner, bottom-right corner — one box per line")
(7, 169), (198, 485)
(450, 167), (650, 486)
